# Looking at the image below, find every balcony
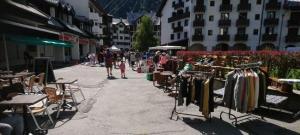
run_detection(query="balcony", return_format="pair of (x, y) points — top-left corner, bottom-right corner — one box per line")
(192, 35), (204, 41)
(220, 4), (233, 12)
(286, 35), (300, 42)
(236, 18), (249, 27)
(218, 20), (231, 27)
(237, 3), (251, 11)
(265, 1), (281, 11)
(264, 18), (279, 26)
(235, 34), (248, 41)
(173, 26), (183, 33)
(168, 12), (190, 23)
(193, 19), (205, 27)
(194, 5), (206, 13)
(172, 1), (184, 9)
(262, 34), (277, 41)
(288, 19), (300, 27)
(217, 34), (230, 41)
(284, 3), (300, 11)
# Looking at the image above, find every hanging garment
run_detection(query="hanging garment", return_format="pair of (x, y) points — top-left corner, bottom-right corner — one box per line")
(234, 73), (245, 112)
(209, 77), (215, 113)
(258, 71), (266, 106)
(223, 71), (238, 108)
(195, 79), (203, 106)
(191, 77), (196, 103)
(254, 72), (260, 108)
(186, 77), (192, 106)
(202, 79), (210, 119)
(178, 76), (188, 106)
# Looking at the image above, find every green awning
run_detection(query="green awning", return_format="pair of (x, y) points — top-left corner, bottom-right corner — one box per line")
(6, 34), (73, 48)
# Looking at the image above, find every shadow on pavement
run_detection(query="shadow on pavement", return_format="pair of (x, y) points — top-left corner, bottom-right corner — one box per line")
(182, 117), (243, 135)
(238, 119), (300, 135)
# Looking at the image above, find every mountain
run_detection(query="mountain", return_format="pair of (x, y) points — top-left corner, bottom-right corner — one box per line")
(96, 0), (161, 18)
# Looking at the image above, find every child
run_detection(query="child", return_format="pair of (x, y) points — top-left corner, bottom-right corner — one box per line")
(119, 60), (126, 78)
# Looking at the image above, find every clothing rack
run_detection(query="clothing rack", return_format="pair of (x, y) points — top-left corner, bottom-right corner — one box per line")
(219, 62), (264, 126)
(170, 70), (214, 121)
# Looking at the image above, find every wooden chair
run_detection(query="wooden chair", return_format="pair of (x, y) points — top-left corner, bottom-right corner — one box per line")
(28, 98), (54, 129)
(25, 75), (36, 94)
(43, 87), (73, 118)
(65, 80), (85, 101)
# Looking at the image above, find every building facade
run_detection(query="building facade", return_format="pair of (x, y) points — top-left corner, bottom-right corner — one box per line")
(157, 0), (300, 51)
(112, 18), (131, 50)
(64, 0), (112, 47)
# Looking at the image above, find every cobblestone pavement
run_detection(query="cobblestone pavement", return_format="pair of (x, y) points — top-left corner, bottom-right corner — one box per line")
(47, 64), (300, 135)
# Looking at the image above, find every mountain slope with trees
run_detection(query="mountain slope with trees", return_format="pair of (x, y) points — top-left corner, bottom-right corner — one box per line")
(96, 0), (161, 18)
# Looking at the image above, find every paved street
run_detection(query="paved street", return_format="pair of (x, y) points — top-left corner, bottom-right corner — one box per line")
(47, 64), (300, 135)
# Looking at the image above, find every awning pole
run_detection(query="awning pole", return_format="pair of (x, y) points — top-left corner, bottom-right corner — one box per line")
(3, 34), (10, 71)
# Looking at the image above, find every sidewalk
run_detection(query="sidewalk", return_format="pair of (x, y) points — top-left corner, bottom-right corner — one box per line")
(47, 64), (300, 135)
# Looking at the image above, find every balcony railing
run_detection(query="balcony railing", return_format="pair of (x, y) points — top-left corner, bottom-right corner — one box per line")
(168, 12), (190, 23)
(264, 18), (279, 26)
(172, 0), (184, 9)
(218, 19), (231, 27)
(235, 34), (248, 41)
(220, 4), (233, 12)
(192, 35), (204, 41)
(262, 34), (277, 41)
(173, 26), (183, 33)
(236, 18), (249, 27)
(193, 19), (205, 27)
(285, 35), (300, 42)
(194, 5), (206, 13)
(217, 34), (230, 41)
(237, 3), (251, 11)
(288, 19), (300, 27)
(284, 3), (300, 11)
(266, 1), (281, 10)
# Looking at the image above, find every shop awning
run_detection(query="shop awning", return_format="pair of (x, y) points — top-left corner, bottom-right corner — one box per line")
(6, 34), (73, 48)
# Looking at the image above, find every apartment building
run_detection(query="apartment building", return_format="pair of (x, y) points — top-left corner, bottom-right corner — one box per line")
(64, 0), (111, 47)
(157, 0), (300, 51)
(112, 18), (131, 49)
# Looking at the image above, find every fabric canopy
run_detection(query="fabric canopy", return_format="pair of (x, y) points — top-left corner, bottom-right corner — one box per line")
(109, 45), (120, 51)
(6, 35), (73, 47)
(149, 46), (186, 50)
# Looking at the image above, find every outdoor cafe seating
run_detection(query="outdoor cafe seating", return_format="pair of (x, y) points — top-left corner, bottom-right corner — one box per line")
(0, 70), (84, 133)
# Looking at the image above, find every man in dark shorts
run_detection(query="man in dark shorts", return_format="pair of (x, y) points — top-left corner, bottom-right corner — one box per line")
(105, 49), (113, 78)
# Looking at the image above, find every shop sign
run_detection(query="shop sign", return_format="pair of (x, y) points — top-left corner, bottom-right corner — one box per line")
(79, 38), (89, 45)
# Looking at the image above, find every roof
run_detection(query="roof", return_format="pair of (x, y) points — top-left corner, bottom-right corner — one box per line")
(156, 0), (168, 17)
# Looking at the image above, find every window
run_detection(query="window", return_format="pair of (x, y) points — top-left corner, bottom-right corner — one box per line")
(210, 1), (215, 6)
(185, 7), (189, 12)
(255, 14), (260, 20)
(219, 27), (228, 35)
(172, 23), (175, 28)
(171, 34), (174, 40)
(253, 29), (259, 35)
(265, 27), (275, 35)
(184, 19), (189, 26)
(239, 13), (247, 19)
(209, 15), (214, 21)
(50, 7), (55, 17)
(256, 0), (261, 4)
(177, 33), (181, 39)
(267, 11), (276, 19)
(195, 14), (203, 20)
(184, 32), (188, 38)
(208, 30), (213, 35)
(120, 36), (123, 40)
(237, 27), (246, 34)
(177, 21), (181, 26)
(221, 13), (230, 20)
(195, 28), (202, 35)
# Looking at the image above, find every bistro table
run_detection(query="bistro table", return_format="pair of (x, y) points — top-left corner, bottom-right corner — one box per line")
(160, 71), (174, 93)
(0, 94), (48, 133)
(0, 72), (34, 85)
(48, 79), (78, 118)
(278, 79), (300, 118)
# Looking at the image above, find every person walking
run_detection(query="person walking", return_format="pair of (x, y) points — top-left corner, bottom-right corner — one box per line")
(119, 60), (126, 79)
(104, 49), (113, 78)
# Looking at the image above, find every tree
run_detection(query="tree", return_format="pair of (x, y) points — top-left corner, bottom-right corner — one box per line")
(133, 16), (158, 51)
